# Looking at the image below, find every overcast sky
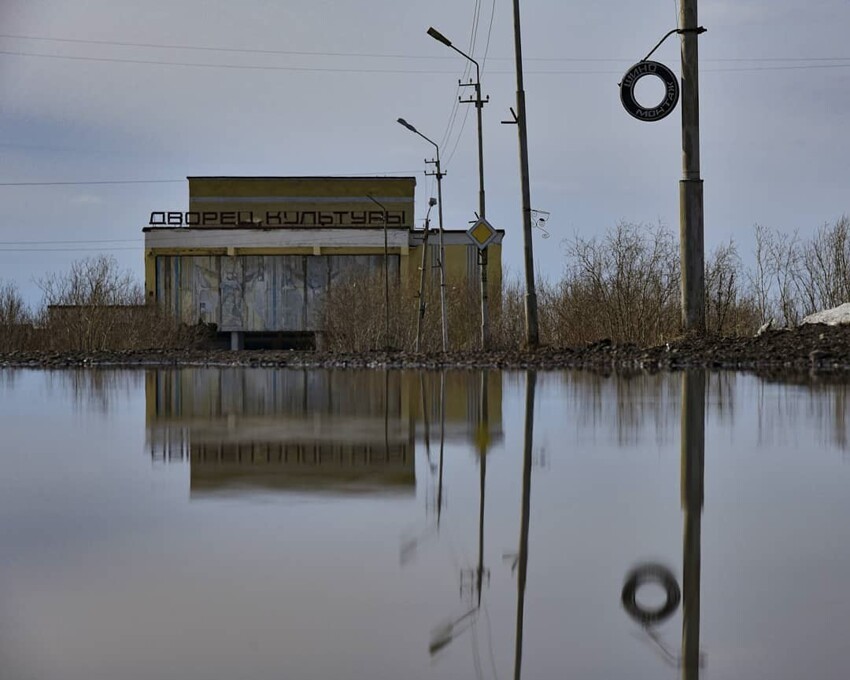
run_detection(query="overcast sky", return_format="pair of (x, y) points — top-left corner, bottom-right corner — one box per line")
(1, 0), (848, 304)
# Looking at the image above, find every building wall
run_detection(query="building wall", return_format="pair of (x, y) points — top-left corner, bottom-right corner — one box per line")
(143, 177), (503, 334)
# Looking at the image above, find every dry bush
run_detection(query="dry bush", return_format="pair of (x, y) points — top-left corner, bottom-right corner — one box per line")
(0, 280), (34, 351)
(320, 268), (506, 352)
(319, 271), (413, 352)
(35, 255), (203, 351)
(545, 222), (681, 345)
(747, 220), (850, 327)
(795, 215), (850, 315)
(704, 240), (761, 335)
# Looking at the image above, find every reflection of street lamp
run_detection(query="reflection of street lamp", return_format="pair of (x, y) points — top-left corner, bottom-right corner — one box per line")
(427, 26), (490, 350)
(429, 608), (477, 655)
(397, 117), (449, 351)
(366, 194), (390, 350)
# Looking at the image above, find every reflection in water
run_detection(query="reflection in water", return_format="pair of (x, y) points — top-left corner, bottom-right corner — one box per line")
(620, 370), (706, 677)
(47, 370), (144, 413)
(146, 368), (502, 497)
(681, 371), (705, 679)
(513, 371), (536, 680)
(429, 369), (496, 665)
(5, 367), (850, 679)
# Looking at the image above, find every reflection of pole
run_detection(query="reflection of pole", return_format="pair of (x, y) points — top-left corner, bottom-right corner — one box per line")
(681, 371), (705, 679)
(437, 370), (446, 527)
(419, 371), (433, 470)
(513, 371), (536, 680)
(384, 368), (390, 457)
(477, 369), (489, 607)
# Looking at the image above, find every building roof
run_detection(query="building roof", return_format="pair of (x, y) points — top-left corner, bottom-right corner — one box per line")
(186, 176), (417, 182)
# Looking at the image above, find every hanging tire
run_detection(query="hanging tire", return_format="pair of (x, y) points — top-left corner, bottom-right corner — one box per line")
(621, 563), (681, 625)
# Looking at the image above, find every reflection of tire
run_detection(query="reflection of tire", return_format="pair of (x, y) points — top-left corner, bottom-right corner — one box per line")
(621, 564), (681, 625)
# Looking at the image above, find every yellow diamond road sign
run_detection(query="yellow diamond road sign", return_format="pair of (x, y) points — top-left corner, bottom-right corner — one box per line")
(467, 218), (497, 250)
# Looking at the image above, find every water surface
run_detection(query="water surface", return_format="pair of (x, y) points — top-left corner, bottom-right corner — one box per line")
(1, 368), (848, 680)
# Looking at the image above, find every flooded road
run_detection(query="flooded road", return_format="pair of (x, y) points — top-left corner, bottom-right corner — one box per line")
(1, 368), (849, 680)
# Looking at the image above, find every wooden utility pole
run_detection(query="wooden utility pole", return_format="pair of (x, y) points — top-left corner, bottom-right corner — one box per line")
(511, 0), (540, 348)
(679, 0), (705, 333)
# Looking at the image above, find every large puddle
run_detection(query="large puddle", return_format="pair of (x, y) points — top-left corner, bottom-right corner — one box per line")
(1, 368), (848, 680)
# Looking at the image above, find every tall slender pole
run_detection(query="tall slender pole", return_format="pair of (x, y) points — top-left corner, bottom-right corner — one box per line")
(367, 195), (390, 349)
(426, 28), (489, 350)
(435, 162), (449, 352)
(511, 0), (540, 348)
(415, 204), (434, 352)
(473, 67), (490, 351)
(679, 0), (705, 333)
(397, 118), (450, 351)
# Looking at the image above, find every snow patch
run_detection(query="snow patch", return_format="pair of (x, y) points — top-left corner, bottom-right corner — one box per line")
(801, 302), (850, 326)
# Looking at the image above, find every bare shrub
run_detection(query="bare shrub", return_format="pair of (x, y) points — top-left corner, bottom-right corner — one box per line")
(319, 271), (412, 352)
(795, 215), (850, 314)
(0, 280), (33, 351)
(35, 255), (200, 351)
(548, 222), (681, 345)
(704, 240), (760, 335)
(749, 224), (806, 326)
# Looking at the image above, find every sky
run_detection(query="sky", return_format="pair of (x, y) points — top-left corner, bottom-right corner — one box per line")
(0, 0), (848, 305)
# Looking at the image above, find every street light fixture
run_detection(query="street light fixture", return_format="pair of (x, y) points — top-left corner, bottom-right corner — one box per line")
(427, 25), (490, 350)
(396, 117), (449, 351)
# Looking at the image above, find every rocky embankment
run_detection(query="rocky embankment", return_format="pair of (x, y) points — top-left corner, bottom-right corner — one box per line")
(2, 323), (850, 374)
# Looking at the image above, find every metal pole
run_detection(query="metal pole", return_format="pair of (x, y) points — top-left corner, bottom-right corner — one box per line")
(415, 206), (433, 352)
(426, 28), (488, 349)
(434, 158), (449, 352)
(679, 0), (705, 333)
(384, 206), (390, 349)
(397, 119), (450, 351)
(474, 67), (490, 351)
(511, 0), (540, 349)
(367, 195), (390, 350)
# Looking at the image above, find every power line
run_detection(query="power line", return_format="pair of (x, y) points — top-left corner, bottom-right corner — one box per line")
(0, 179), (183, 186)
(0, 171), (422, 187)
(2, 32), (848, 64)
(0, 246), (141, 252)
(0, 49), (464, 73)
(2, 48), (849, 75)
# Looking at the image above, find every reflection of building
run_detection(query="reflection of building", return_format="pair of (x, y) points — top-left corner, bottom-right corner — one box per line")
(145, 369), (503, 497)
(143, 177), (504, 348)
(412, 371), (503, 446)
(147, 369), (414, 496)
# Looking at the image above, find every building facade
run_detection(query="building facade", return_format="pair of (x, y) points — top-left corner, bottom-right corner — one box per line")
(143, 176), (503, 348)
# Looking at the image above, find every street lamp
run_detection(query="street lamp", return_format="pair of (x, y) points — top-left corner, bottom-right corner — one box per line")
(397, 117), (449, 351)
(427, 26), (490, 350)
(366, 194), (390, 350)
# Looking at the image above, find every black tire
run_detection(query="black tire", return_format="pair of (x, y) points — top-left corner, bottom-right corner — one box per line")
(621, 563), (681, 625)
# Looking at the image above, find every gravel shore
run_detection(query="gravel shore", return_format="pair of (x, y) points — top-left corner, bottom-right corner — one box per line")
(2, 323), (849, 374)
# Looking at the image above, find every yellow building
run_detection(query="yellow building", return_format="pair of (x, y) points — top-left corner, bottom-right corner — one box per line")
(143, 176), (503, 348)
